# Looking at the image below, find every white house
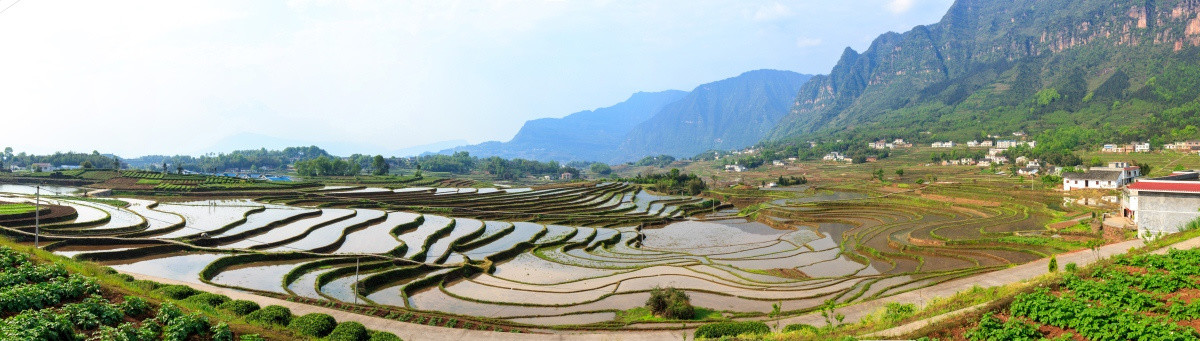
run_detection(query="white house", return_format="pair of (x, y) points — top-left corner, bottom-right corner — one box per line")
(1063, 162), (1141, 190)
(1134, 142), (1151, 153)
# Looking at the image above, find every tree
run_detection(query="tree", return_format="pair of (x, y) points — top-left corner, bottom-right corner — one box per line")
(646, 287), (693, 319)
(162, 162), (168, 174)
(895, 169), (904, 178)
(177, 165), (183, 174)
(113, 157), (121, 170)
(371, 155), (389, 176)
(80, 161), (93, 169)
(1048, 255), (1057, 273)
(590, 163), (612, 176)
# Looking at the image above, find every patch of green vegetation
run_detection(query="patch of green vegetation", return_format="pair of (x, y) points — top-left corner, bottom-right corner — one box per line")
(0, 203), (35, 215)
(618, 306), (724, 323)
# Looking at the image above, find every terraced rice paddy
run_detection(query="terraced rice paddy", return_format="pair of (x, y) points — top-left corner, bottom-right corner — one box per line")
(0, 180), (1075, 328)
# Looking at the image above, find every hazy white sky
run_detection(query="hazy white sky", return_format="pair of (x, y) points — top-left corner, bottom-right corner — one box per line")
(0, 0), (954, 156)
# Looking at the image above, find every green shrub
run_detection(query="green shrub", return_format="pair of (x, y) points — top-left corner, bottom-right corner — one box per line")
(782, 323), (818, 333)
(218, 299), (261, 316)
(0, 308), (77, 340)
(882, 302), (916, 324)
(132, 279), (162, 291)
(62, 295), (124, 330)
(1048, 255), (1058, 272)
(211, 322), (234, 341)
(246, 305), (292, 326)
(239, 335), (266, 341)
(288, 312), (337, 337)
(646, 286), (694, 319)
(1065, 262), (1078, 272)
(694, 321), (769, 338)
(965, 315), (1041, 341)
(369, 331), (404, 341)
(121, 296), (152, 317)
(162, 313), (211, 341)
(328, 321), (370, 341)
(183, 293), (231, 307)
(154, 284), (200, 300)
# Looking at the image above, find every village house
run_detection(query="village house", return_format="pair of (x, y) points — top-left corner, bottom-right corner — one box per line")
(996, 140), (1020, 149)
(822, 152), (846, 162)
(932, 141), (956, 148)
(560, 172), (574, 180)
(724, 164), (747, 172)
(1062, 162), (1141, 190)
(1124, 171), (1200, 237)
(1135, 142), (1151, 153)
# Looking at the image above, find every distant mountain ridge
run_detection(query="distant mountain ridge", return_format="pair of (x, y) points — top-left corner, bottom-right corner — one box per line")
(442, 90), (687, 162)
(619, 70), (809, 159)
(445, 70), (809, 163)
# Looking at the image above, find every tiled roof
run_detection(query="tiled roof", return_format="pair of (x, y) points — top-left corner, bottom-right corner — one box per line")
(1063, 169), (1122, 181)
(1127, 181), (1200, 194)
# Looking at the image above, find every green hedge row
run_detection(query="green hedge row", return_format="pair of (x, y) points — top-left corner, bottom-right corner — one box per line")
(694, 321), (770, 338)
(74, 244), (199, 262)
(409, 219), (456, 263)
(356, 263), (436, 297)
(192, 209), (320, 247)
(451, 223), (514, 253)
(248, 210), (362, 250)
(388, 215), (425, 238)
(198, 252), (322, 282)
(307, 212), (392, 254)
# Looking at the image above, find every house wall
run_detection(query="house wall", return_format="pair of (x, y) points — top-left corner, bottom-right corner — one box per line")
(1135, 191), (1200, 238)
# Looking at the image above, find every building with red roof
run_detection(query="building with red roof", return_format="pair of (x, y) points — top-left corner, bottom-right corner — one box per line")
(1124, 171), (1200, 238)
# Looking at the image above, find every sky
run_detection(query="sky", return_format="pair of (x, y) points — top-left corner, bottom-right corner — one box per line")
(0, 0), (955, 157)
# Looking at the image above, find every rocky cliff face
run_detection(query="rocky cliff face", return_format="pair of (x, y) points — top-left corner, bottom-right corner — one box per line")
(770, 0), (1200, 139)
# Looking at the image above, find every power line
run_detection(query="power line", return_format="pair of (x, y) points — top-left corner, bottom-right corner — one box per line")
(0, 0), (20, 16)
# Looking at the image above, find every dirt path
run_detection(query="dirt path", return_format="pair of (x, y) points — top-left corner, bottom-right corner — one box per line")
(120, 272), (685, 341)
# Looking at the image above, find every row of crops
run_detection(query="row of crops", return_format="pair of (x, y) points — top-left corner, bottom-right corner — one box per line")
(758, 180), (1086, 281)
(0, 246), (235, 340)
(951, 248), (1200, 340)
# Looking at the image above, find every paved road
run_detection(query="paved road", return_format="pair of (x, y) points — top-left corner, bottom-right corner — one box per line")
(119, 235), (1199, 341)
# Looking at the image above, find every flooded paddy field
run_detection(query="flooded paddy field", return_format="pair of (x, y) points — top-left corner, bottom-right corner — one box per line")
(0, 181), (1069, 328)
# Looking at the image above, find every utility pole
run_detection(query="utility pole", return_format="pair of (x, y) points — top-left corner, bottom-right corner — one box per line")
(34, 185), (39, 248)
(353, 257), (360, 305)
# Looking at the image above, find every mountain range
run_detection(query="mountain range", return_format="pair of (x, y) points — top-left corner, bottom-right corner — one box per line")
(443, 70), (809, 163)
(447, 0), (1200, 164)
